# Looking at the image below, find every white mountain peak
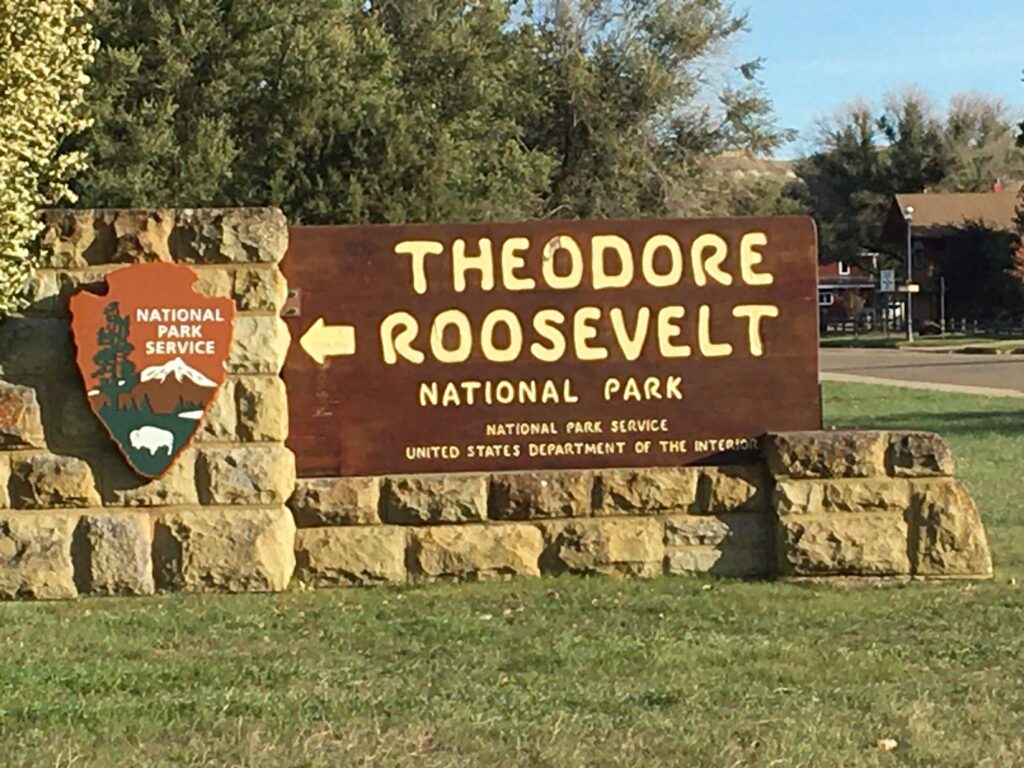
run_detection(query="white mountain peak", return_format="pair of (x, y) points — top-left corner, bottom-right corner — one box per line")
(139, 357), (217, 388)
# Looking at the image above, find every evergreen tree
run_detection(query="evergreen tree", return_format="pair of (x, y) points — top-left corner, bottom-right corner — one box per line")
(92, 302), (139, 411)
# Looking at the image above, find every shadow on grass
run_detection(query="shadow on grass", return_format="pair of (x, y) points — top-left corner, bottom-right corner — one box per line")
(829, 409), (1024, 438)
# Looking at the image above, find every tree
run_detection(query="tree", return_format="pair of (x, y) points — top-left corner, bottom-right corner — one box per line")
(92, 301), (138, 410)
(73, 0), (788, 222)
(0, 0), (96, 315)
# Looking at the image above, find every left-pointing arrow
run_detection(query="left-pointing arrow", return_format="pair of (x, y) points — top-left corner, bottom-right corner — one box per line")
(300, 317), (356, 365)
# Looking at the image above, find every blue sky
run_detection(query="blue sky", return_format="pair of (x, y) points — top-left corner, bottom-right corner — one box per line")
(735, 0), (1024, 158)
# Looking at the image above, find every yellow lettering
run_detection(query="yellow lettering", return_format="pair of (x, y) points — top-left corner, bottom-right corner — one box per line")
(531, 309), (566, 362)
(691, 234), (732, 287)
(541, 234), (584, 289)
(656, 306), (691, 358)
(740, 232), (773, 286)
(452, 237), (495, 292)
(380, 311), (424, 364)
(430, 309), (472, 363)
(480, 308), (523, 363)
(641, 234), (683, 287)
(592, 235), (634, 289)
(698, 304), (732, 357)
(609, 307), (651, 361)
(733, 304), (780, 356)
(500, 237), (535, 291)
(573, 306), (608, 361)
(394, 240), (443, 295)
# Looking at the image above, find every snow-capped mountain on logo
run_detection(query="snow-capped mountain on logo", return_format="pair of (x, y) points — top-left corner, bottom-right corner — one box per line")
(140, 357), (217, 388)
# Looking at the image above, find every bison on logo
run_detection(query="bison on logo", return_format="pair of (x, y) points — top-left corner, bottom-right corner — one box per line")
(70, 263), (234, 478)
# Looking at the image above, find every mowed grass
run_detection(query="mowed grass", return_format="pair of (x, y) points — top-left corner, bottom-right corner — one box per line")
(2, 383), (1023, 767)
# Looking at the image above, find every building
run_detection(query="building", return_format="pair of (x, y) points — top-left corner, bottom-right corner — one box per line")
(879, 189), (1022, 328)
(817, 258), (876, 330)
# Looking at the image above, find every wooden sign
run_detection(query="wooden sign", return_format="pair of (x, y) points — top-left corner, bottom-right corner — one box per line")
(282, 217), (821, 477)
(70, 263), (234, 478)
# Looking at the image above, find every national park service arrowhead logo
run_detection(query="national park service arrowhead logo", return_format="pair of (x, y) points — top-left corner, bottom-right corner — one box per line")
(70, 263), (234, 478)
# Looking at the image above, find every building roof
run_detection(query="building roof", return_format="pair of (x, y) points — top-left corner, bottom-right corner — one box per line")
(894, 190), (1020, 235)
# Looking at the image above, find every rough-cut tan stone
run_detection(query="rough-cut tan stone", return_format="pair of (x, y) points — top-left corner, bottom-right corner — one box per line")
(911, 480), (992, 577)
(289, 476), (380, 527)
(295, 527), (405, 586)
(192, 267), (233, 300)
(762, 431), (887, 480)
(408, 524), (543, 582)
(10, 453), (101, 509)
(101, 449), (199, 507)
(664, 513), (770, 549)
(0, 318), (72, 376)
(235, 376), (288, 442)
(0, 513), (77, 599)
(776, 514), (910, 576)
(700, 465), (769, 513)
(79, 514), (154, 595)
(541, 518), (663, 577)
(228, 316), (290, 374)
(153, 506), (295, 592)
(171, 208), (288, 264)
(0, 455), (9, 508)
(39, 209), (176, 267)
(0, 382), (45, 449)
(17, 270), (59, 314)
(489, 471), (592, 520)
(49, 383), (109, 448)
(888, 432), (955, 478)
(233, 267), (288, 312)
(196, 445), (295, 505)
(382, 475), (488, 524)
(597, 468), (700, 514)
(665, 547), (769, 578)
(774, 478), (912, 516)
(198, 379), (236, 441)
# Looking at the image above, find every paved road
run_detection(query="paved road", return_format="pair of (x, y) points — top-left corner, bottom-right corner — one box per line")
(819, 348), (1024, 397)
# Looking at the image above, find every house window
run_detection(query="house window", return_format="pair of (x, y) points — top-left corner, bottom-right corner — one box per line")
(819, 291), (835, 307)
(837, 261), (850, 276)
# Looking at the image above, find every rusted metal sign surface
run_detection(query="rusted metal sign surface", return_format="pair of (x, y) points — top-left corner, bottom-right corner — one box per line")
(282, 217), (820, 477)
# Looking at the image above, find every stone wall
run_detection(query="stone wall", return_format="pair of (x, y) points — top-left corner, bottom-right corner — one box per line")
(292, 432), (993, 587)
(0, 209), (296, 598)
(0, 207), (994, 600)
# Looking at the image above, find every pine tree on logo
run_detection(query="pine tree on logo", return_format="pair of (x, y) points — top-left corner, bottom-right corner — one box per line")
(92, 301), (139, 411)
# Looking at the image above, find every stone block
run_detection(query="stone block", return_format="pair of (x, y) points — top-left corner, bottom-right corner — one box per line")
(153, 506), (295, 592)
(489, 471), (593, 520)
(0, 382), (45, 449)
(0, 455), (8, 508)
(664, 513), (770, 549)
(407, 524), (543, 582)
(235, 376), (288, 442)
(541, 518), (663, 577)
(774, 478), (912, 516)
(0, 317), (72, 376)
(382, 475), (488, 524)
(295, 526), (405, 586)
(17, 270), (59, 314)
(776, 514), (910, 576)
(289, 476), (381, 527)
(700, 465), (769, 513)
(0, 512), (77, 599)
(10, 453), (101, 509)
(910, 479), (992, 578)
(888, 432), (955, 478)
(665, 547), (769, 578)
(228, 315), (290, 374)
(198, 379), (237, 441)
(762, 431), (887, 480)
(101, 449), (199, 507)
(77, 514), (154, 595)
(233, 267), (288, 312)
(192, 267), (233, 300)
(170, 208), (288, 264)
(48, 382), (109, 448)
(597, 468), (700, 514)
(38, 209), (176, 267)
(196, 445), (295, 505)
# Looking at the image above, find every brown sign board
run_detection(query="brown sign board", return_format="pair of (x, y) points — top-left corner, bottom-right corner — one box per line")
(282, 217), (821, 477)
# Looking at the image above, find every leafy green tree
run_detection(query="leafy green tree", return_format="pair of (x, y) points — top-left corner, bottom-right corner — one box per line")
(0, 0), (96, 315)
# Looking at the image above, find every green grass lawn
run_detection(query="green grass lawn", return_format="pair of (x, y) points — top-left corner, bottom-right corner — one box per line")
(2, 383), (1023, 767)
(821, 333), (1024, 350)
